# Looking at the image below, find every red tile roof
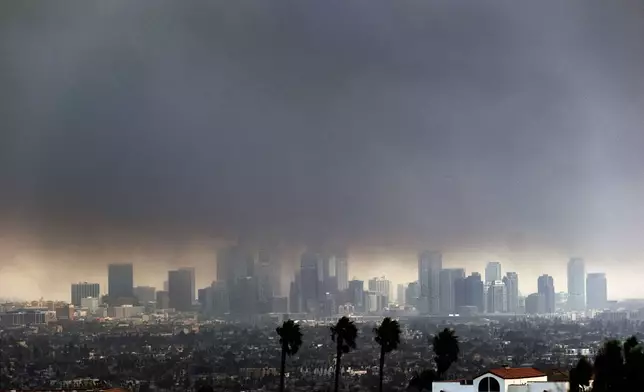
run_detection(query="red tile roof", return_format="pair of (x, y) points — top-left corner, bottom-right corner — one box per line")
(487, 367), (546, 379)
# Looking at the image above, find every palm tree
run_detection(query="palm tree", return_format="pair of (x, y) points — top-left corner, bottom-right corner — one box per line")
(374, 317), (402, 392)
(432, 328), (460, 380)
(330, 316), (358, 392)
(276, 319), (303, 392)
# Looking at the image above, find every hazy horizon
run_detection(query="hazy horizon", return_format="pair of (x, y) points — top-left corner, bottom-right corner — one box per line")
(1, 1), (643, 300)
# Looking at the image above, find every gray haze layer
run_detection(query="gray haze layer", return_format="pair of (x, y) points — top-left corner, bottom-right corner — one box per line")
(1, 1), (643, 259)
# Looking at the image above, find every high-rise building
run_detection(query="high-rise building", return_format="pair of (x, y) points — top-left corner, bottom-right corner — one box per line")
(485, 262), (502, 283)
(108, 263), (134, 299)
(397, 283), (406, 305)
(217, 245), (258, 315)
(71, 282), (100, 307)
(178, 267), (196, 301)
(368, 277), (391, 304)
(503, 272), (519, 313)
(321, 254), (338, 294)
(335, 252), (349, 291)
(256, 251), (277, 307)
(156, 290), (170, 309)
(230, 276), (258, 315)
(300, 251), (322, 313)
(217, 245), (255, 282)
(289, 272), (302, 313)
(587, 273), (608, 310)
(463, 272), (484, 312)
(133, 286), (156, 304)
(525, 293), (546, 314)
(567, 257), (586, 311)
(487, 280), (507, 313)
(168, 269), (193, 312)
(439, 268), (466, 314)
(348, 279), (364, 312)
(207, 281), (230, 315)
(537, 274), (556, 313)
(257, 248), (282, 298)
(418, 251), (442, 314)
(405, 281), (420, 308)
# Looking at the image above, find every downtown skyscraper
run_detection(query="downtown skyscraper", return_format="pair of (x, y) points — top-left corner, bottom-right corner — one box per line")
(587, 272), (608, 310)
(537, 274), (556, 313)
(503, 272), (519, 313)
(418, 250), (442, 314)
(300, 251), (322, 313)
(567, 257), (586, 311)
(108, 263), (134, 299)
(485, 262), (502, 283)
(439, 268), (465, 314)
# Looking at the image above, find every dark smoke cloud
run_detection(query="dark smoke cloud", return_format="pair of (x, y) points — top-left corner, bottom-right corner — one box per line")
(1, 0), (643, 254)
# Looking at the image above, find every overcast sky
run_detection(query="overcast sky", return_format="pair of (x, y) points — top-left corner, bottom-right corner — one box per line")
(1, 1), (643, 299)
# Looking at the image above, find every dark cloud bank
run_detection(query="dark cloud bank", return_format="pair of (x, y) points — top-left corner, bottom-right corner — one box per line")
(1, 1), (643, 255)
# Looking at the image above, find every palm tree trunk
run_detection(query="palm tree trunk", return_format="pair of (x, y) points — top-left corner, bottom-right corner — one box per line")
(279, 347), (287, 392)
(334, 349), (342, 392)
(378, 347), (385, 392)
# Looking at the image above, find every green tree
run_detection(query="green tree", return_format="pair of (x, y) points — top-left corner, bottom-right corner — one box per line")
(623, 336), (644, 391)
(569, 356), (592, 392)
(331, 316), (358, 392)
(432, 328), (460, 380)
(592, 339), (624, 392)
(276, 319), (303, 392)
(374, 317), (402, 392)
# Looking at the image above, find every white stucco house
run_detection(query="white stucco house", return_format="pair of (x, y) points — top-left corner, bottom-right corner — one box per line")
(432, 367), (568, 392)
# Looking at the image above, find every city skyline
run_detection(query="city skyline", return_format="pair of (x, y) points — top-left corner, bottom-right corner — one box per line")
(0, 244), (617, 305)
(1, 1), (643, 303)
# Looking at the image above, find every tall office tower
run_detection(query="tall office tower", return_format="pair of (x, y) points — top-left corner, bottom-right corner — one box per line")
(156, 290), (170, 309)
(289, 272), (302, 313)
(300, 251), (322, 313)
(464, 272), (485, 312)
(586, 273), (608, 310)
(257, 247), (282, 297)
(567, 257), (586, 311)
(368, 277), (392, 303)
(397, 283), (406, 305)
(108, 263), (134, 299)
(487, 280), (507, 313)
(335, 252), (349, 291)
(168, 269), (193, 311)
(231, 276), (259, 315)
(217, 245), (255, 282)
(321, 254), (338, 294)
(439, 268), (466, 314)
(503, 272), (519, 313)
(217, 245), (258, 314)
(178, 267), (196, 301)
(525, 293), (546, 314)
(405, 281), (420, 308)
(71, 282), (100, 307)
(256, 247), (283, 310)
(348, 279), (365, 312)
(485, 262), (502, 283)
(537, 274), (556, 313)
(163, 281), (169, 291)
(418, 250), (442, 314)
(133, 286), (156, 304)
(207, 281), (230, 315)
